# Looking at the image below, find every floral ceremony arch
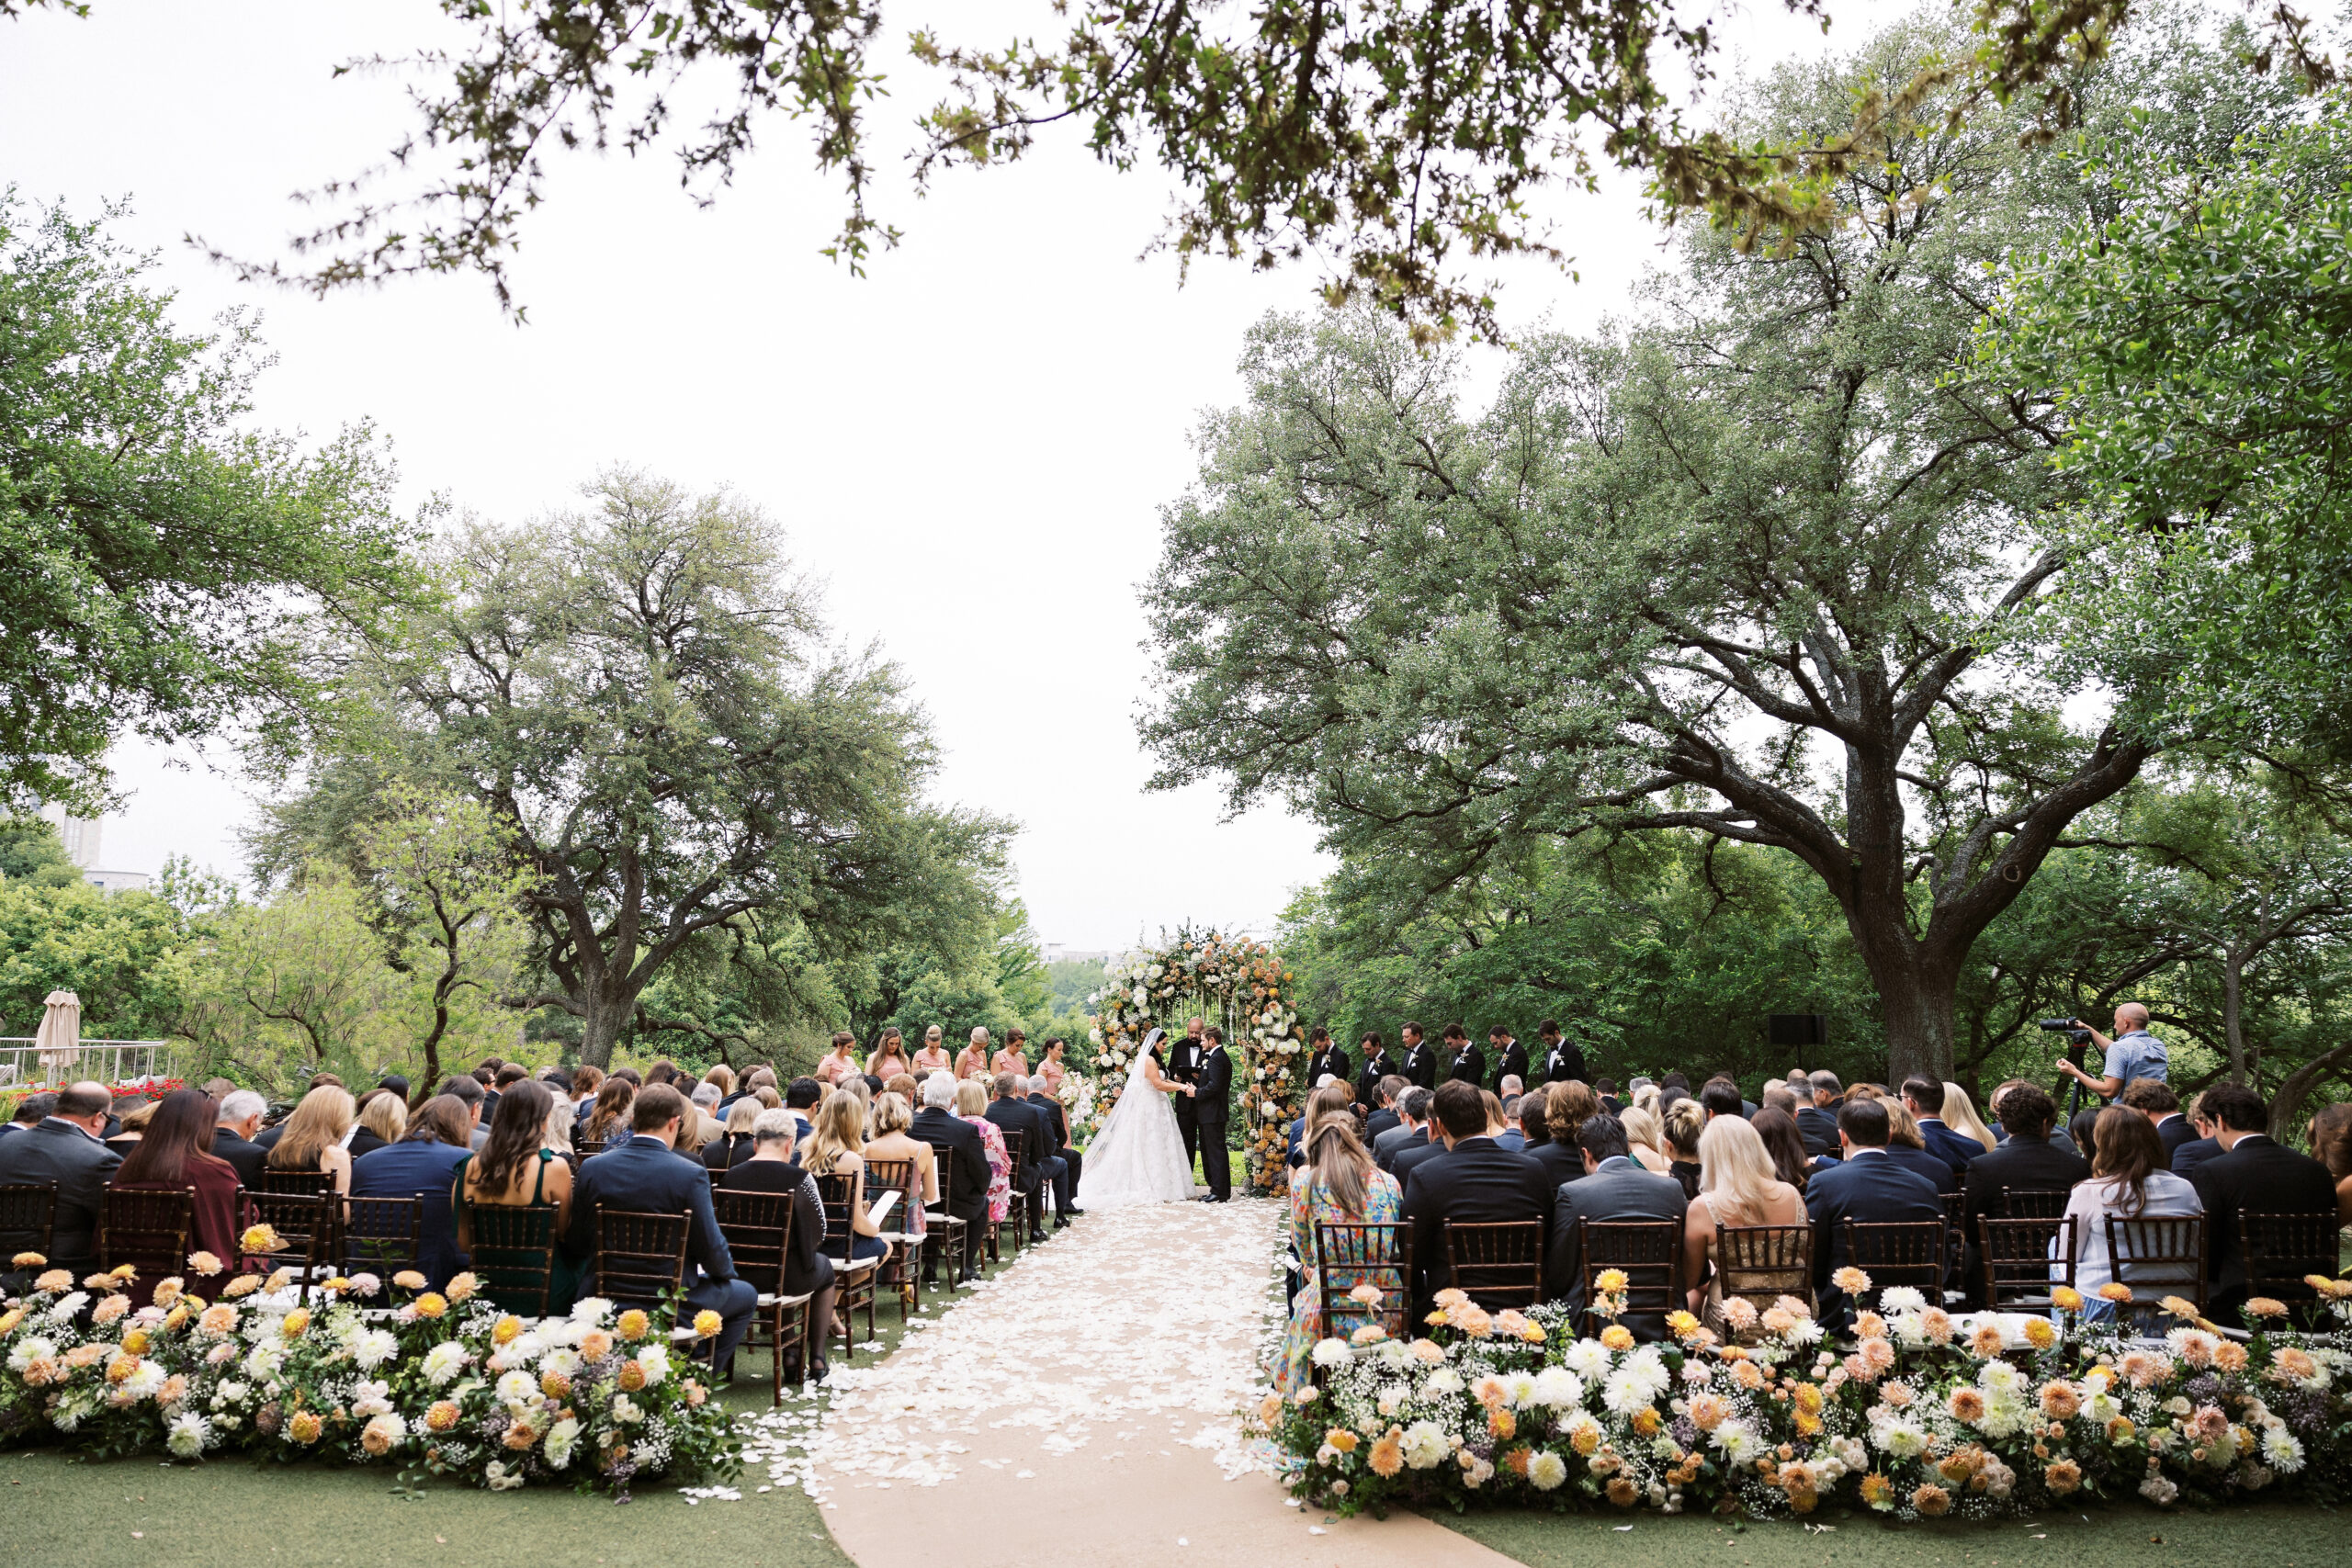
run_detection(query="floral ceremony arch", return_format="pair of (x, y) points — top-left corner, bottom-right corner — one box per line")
(1086, 928), (1303, 1194)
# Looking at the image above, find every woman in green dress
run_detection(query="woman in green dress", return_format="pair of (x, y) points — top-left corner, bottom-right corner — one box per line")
(453, 1079), (587, 1314)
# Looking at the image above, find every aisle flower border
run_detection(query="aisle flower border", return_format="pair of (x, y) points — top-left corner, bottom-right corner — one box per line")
(0, 1250), (740, 1498)
(1086, 928), (1303, 1194)
(1258, 1276), (2352, 1521)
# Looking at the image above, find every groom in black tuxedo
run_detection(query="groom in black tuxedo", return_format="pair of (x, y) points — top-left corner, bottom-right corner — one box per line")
(1190, 1025), (1234, 1201)
(1168, 1017), (1206, 1176)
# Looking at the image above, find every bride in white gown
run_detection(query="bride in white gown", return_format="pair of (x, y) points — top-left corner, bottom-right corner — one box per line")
(1076, 1028), (1198, 1209)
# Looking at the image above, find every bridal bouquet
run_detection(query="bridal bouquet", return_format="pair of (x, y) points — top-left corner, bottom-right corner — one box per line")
(0, 1255), (741, 1496)
(1260, 1278), (2352, 1522)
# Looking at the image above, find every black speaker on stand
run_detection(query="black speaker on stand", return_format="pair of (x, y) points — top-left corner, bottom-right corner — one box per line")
(1767, 1013), (1828, 1071)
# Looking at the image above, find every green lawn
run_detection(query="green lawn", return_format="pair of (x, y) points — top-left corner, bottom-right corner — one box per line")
(1439, 1499), (2346, 1568)
(1, 1226), (1052, 1568)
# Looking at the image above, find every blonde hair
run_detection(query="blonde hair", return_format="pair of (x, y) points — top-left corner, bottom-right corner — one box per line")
(924, 1024), (944, 1044)
(357, 1092), (408, 1146)
(1302, 1115), (1375, 1222)
(752, 1086), (782, 1110)
(1940, 1080), (1998, 1152)
(268, 1085), (356, 1169)
(1662, 1098), (1706, 1160)
(1632, 1082), (1661, 1116)
(724, 1097), (763, 1136)
(798, 1089), (867, 1176)
(1882, 1098), (1927, 1150)
(702, 1064), (737, 1096)
(954, 1078), (988, 1117)
(1620, 1102), (1663, 1155)
(870, 1090), (911, 1137)
(1697, 1115), (1788, 1227)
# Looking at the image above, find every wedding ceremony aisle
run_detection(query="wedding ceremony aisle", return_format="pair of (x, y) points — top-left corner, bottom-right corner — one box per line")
(771, 1198), (1518, 1568)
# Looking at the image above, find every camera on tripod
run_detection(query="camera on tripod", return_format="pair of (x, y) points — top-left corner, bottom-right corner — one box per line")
(2036, 1017), (2092, 1045)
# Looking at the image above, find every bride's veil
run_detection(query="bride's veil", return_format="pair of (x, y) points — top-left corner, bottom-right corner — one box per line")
(1126, 1028), (1166, 1091)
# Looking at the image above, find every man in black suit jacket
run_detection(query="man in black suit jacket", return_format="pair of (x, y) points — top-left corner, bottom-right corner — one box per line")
(1374, 1088), (1432, 1172)
(2188, 1083), (2339, 1309)
(2120, 1079), (2195, 1163)
(1396, 1023), (1438, 1093)
(1188, 1029), (1234, 1201)
(1024, 1075), (1084, 1217)
(211, 1089), (270, 1187)
(562, 1085), (755, 1371)
(1795, 1071), (1843, 1158)
(1487, 1026), (1528, 1095)
(1804, 1097), (1944, 1325)
(1304, 1028), (1351, 1093)
(1544, 1112), (1687, 1337)
(1400, 1081), (1553, 1316)
(1354, 1036), (1397, 1105)
(1362, 1077), (1404, 1145)
(2170, 1096), (2222, 1178)
(1959, 1083), (2087, 1302)
(986, 1075), (1059, 1240)
(1442, 1026), (1487, 1089)
(1903, 1077), (1984, 1175)
(0, 1082), (121, 1273)
(1536, 1020), (1587, 1086)
(912, 1076), (990, 1280)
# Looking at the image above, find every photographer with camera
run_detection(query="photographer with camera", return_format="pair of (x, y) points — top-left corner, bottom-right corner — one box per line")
(2052, 1002), (2167, 1102)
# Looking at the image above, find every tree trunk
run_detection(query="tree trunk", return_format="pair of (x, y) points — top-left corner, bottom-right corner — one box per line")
(2222, 947), (2247, 1086)
(1835, 867), (1958, 1086)
(579, 991), (634, 1070)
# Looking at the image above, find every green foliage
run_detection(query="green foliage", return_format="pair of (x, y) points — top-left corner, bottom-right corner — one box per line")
(0, 875), (209, 1041)
(0, 194), (420, 810)
(0, 815), (82, 888)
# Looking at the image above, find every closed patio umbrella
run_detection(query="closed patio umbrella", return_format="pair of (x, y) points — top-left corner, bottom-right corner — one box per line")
(34, 990), (82, 1082)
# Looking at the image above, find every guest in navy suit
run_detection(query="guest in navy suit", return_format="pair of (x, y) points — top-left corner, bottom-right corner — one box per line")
(350, 1094), (478, 1287)
(1795, 1071), (1843, 1158)
(1399, 1081), (1553, 1316)
(1804, 1097), (1943, 1325)
(2170, 1092), (2223, 1179)
(563, 1084), (756, 1373)
(2121, 1079), (2196, 1164)
(1902, 1077), (1983, 1176)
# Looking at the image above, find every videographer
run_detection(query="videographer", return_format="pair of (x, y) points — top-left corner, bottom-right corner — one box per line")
(2055, 1002), (2167, 1102)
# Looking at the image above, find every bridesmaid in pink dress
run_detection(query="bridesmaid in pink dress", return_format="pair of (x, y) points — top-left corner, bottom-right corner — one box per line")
(865, 1027), (910, 1079)
(910, 1024), (952, 1077)
(814, 1031), (863, 1087)
(1036, 1037), (1069, 1098)
(989, 1027), (1030, 1083)
(955, 1028), (992, 1081)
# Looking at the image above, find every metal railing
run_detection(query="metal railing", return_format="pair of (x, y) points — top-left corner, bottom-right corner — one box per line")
(0, 1040), (177, 1092)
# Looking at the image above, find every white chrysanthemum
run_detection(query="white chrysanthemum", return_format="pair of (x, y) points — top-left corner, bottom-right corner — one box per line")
(1530, 1367), (1586, 1410)
(165, 1413), (210, 1458)
(494, 1369), (538, 1407)
(1400, 1421), (1448, 1470)
(1601, 1369), (1654, 1415)
(539, 1345), (583, 1380)
(422, 1341), (469, 1386)
(351, 1328), (399, 1370)
(1879, 1287), (1928, 1314)
(1374, 1339), (1409, 1371)
(1713, 1421), (1762, 1463)
(1891, 1312), (1928, 1347)
(570, 1296), (614, 1325)
(1977, 1359), (2024, 1395)
(1621, 1349), (1671, 1402)
(1528, 1450), (1568, 1491)
(243, 1343), (284, 1382)
(1503, 1371), (1539, 1407)
(2086, 1389), (2122, 1424)
(1872, 1418), (1929, 1458)
(1423, 1368), (1463, 1398)
(1786, 1317), (1825, 1346)
(123, 1360), (166, 1401)
(1310, 1338), (1354, 1370)
(1564, 1339), (1612, 1378)
(6, 1337), (57, 1371)
(1977, 1393), (2033, 1439)
(45, 1292), (87, 1322)
(2263, 1428), (2305, 1472)
(634, 1345), (671, 1386)
(544, 1415), (582, 1470)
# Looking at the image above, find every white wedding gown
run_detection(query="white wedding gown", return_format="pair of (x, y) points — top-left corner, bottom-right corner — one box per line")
(1076, 1048), (1198, 1209)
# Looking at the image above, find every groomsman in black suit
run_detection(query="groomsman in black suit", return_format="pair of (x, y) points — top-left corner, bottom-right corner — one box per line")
(1397, 1022), (1438, 1092)
(1354, 1032), (1395, 1105)
(1538, 1019), (1587, 1086)
(1305, 1026), (1351, 1091)
(1189, 1026), (1234, 1201)
(1443, 1023), (1487, 1088)
(1168, 1017), (1207, 1176)
(1487, 1024), (1529, 1094)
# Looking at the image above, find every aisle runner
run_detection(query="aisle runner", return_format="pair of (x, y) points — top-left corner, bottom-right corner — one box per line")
(741, 1200), (1517, 1568)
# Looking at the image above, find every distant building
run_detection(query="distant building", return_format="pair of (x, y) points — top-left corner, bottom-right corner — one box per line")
(1042, 945), (1113, 966)
(37, 805), (153, 894)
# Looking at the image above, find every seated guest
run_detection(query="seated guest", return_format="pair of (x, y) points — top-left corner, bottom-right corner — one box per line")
(1592, 1077), (1621, 1115)
(2170, 1092), (2222, 1179)
(1400, 1081), (1554, 1316)
(1484, 1089), (1525, 1153)
(1662, 1098), (1705, 1199)
(1275, 1115), (1402, 1394)
(864, 1090), (941, 1238)
(436, 1074), (492, 1151)
(108, 1088), (249, 1305)
(1498, 1074), (1524, 1121)
(1374, 1087), (1432, 1172)
(2067, 1105), (2204, 1322)
(582, 1076), (637, 1147)
(700, 1063), (737, 1109)
(719, 1107), (838, 1382)
(105, 1098), (157, 1156)
(1620, 1103), (1673, 1175)
(1531, 1082), (1594, 1187)
(685, 1080), (727, 1149)
(1961, 1082), (2087, 1240)
(569, 1064), (605, 1117)
(910, 1073), (989, 1283)
(2188, 1083), (2338, 1310)
(1697, 1077), (1745, 1122)
(1879, 1099), (1961, 1197)
(1682, 1114), (1804, 1322)
(1388, 1095), (1453, 1190)
(1023, 1074), (1082, 1216)
(797, 1090), (895, 1280)
(2, 1092), (56, 1139)
(352, 1094), (478, 1287)
(1989, 1078), (2079, 1156)
(1748, 1107), (1813, 1195)
(704, 1097), (763, 1172)
(210, 1090), (269, 1186)
(1544, 1112), (1687, 1337)
(2067, 1105), (2103, 1163)
(1796, 1071), (1843, 1158)
(1939, 1081), (2000, 1156)
(785, 1076), (825, 1139)
(2312, 1101), (2352, 1227)
(0, 1082), (119, 1275)
(454, 1080), (583, 1313)
(564, 1083), (755, 1374)
(2120, 1078), (2193, 1164)
(1901, 1076), (1982, 1175)
(1804, 1096), (1943, 1326)
(266, 1085), (357, 1195)
(1759, 1083), (1798, 1118)
(349, 1091), (406, 1159)
(1516, 1090), (1550, 1160)
(1362, 1077), (1405, 1145)
(985, 1072), (1061, 1238)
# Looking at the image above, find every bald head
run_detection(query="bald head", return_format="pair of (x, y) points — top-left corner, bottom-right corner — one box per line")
(53, 1080), (111, 1132)
(2116, 1002), (2150, 1031)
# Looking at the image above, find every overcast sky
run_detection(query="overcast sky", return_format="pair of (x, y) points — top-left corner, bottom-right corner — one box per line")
(2, 0), (1885, 952)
